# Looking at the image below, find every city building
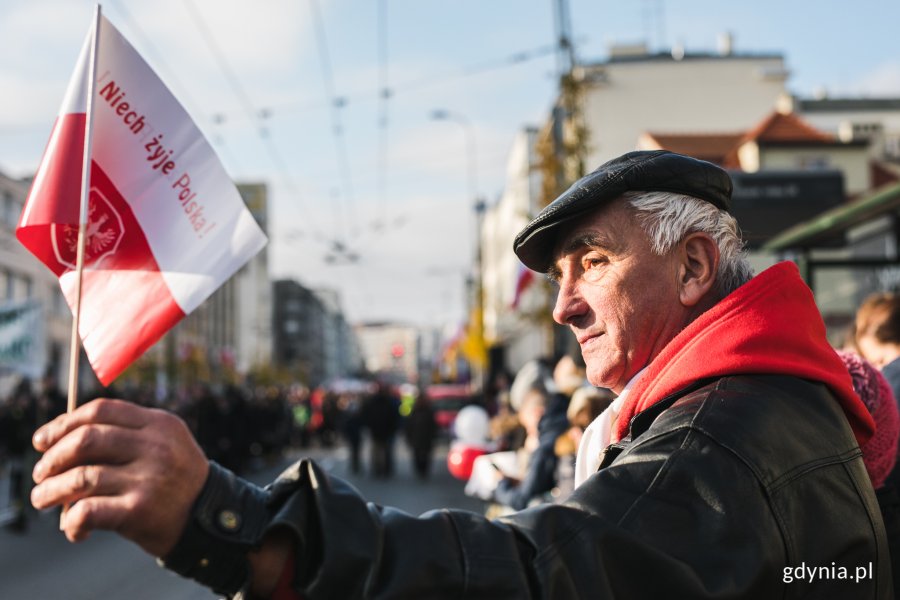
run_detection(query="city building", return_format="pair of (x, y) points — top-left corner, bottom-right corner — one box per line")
(638, 109), (878, 247)
(0, 171), (72, 396)
(575, 38), (789, 168)
(759, 97), (900, 338)
(234, 183), (273, 372)
(354, 322), (420, 384)
(272, 279), (326, 385)
(480, 127), (557, 376)
(272, 279), (362, 387)
(314, 288), (363, 384)
(794, 96), (900, 165)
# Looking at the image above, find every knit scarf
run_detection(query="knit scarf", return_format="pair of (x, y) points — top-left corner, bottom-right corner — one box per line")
(611, 261), (875, 446)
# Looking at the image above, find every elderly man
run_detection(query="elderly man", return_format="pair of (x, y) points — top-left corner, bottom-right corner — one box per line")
(31, 150), (890, 598)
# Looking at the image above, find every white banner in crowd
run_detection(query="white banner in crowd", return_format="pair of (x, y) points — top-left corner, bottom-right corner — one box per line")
(0, 301), (45, 380)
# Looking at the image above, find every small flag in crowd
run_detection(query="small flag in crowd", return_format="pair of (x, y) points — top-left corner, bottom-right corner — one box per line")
(511, 263), (536, 309)
(16, 13), (267, 386)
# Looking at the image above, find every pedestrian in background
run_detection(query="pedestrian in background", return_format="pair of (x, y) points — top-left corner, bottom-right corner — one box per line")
(492, 352), (585, 510)
(856, 292), (900, 491)
(338, 392), (364, 474)
(0, 377), (37, 532)
(856, 292), (900, 393)
(362, 380), (401, 478)
(404, 391), (438, 479)
(838, 349), (900, 597)
(492, 383), (565, 511)
(553, 385), (614, 499)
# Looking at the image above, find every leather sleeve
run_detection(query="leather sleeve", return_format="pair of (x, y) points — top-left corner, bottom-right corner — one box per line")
(163, 423), (794, 599)
(307, 423), (789, 598)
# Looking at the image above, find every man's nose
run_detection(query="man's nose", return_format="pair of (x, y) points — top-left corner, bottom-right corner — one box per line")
(552, 276), (585, 326)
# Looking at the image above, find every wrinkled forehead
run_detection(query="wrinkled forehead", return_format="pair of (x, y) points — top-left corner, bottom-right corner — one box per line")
(547, 201), (638, 273)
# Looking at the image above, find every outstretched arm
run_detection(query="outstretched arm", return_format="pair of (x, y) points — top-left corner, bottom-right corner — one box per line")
(29, 396), (798, 599)
(30, 398), (291, 596)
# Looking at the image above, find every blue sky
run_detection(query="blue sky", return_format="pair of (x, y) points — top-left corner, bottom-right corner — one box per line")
(1, 0), (899, 329)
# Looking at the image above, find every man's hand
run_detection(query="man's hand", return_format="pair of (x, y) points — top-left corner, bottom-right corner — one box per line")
(31, 398), (210, 558)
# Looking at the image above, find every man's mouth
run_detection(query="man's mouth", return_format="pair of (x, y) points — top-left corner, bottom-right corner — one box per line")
(577, 332), (602, 345)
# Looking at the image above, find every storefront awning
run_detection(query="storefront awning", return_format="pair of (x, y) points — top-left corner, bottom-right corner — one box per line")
(762, 181), (900, 251)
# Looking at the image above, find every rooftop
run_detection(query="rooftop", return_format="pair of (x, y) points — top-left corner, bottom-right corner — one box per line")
(797, 97), (900, 112)
(640, 131), (744, 164)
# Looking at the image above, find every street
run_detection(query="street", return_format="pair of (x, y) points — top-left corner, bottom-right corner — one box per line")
(0, 440), (484, 599)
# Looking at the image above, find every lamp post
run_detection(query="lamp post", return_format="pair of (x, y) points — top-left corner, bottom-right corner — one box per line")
(430, 109), (478, 212)
(431, 108), (487, 391)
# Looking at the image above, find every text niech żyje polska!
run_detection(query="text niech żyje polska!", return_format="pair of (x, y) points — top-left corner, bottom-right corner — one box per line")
(95, 71), (217, 239)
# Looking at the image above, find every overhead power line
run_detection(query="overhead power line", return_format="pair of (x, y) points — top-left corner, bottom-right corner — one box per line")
(207, 41), (564, 123)
(375, 0), (391, 230)
(182, 0), (322, 234)
(109, 0), (249, 174)
(309, 0), (359, 243)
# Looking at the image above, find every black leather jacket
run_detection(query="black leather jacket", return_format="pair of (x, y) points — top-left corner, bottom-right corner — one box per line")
(162, 374), (893, 599)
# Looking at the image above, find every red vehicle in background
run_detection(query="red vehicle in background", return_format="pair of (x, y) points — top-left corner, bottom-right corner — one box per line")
(425, 384), (475, 433)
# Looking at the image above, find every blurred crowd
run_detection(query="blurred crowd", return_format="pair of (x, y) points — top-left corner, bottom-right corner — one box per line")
(453, 351), (615, 516)
(0, 375), (450, 533)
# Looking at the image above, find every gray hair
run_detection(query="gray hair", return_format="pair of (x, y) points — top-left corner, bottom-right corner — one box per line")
(622, 190), (753, 296)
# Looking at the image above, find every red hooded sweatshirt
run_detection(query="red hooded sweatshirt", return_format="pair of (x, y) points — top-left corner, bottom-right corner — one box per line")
(612, 261), (875, 446)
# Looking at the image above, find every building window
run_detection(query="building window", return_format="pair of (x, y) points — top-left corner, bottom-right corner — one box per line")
(52, 286), (68, 316)
(2, 191), (13, 227)
(853, 122), (882, 139)
(797, 156), (830, 170)
(2, 191), (20, 228)
(885, 135), (900, 160)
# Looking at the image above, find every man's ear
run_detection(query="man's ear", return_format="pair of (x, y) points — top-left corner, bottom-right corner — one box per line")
(677, 232), (719, 307)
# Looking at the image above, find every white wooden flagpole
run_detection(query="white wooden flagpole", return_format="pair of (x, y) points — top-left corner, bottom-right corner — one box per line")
(66, 3), (102, 415)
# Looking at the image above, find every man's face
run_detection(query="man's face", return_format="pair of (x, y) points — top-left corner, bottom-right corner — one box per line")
(549, 200), (687, 393)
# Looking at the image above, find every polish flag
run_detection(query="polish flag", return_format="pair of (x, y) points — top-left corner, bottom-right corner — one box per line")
(16, 14), (267, 385)
(510, 264), (536, 309)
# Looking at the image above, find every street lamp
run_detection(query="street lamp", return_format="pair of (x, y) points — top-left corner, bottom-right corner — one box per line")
(430, 108), (487, 390)
(430, 109), (478, 207)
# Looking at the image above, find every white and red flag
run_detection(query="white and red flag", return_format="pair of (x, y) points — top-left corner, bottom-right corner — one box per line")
(17, 14), (267, 386)
(510, 263), (536, 310)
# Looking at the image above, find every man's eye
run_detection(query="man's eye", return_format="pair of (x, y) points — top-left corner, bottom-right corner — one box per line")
(582, 257), (607, 282)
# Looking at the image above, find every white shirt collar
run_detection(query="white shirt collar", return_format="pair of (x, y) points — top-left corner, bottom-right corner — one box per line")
(573, 368), (646, 489)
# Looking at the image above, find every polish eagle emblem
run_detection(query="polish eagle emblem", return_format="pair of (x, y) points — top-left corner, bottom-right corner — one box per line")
(51, 187), (125, 270)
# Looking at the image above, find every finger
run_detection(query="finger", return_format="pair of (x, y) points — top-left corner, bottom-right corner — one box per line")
(59, 494), (132, 544)
(31, 463), (128, 510)
(34, 398), (152, 451)
(33, 424), (141, 484)
(60, 492), (171, 555)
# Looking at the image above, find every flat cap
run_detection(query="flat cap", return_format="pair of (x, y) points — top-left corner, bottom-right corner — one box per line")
(513, 150), (733, 272)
